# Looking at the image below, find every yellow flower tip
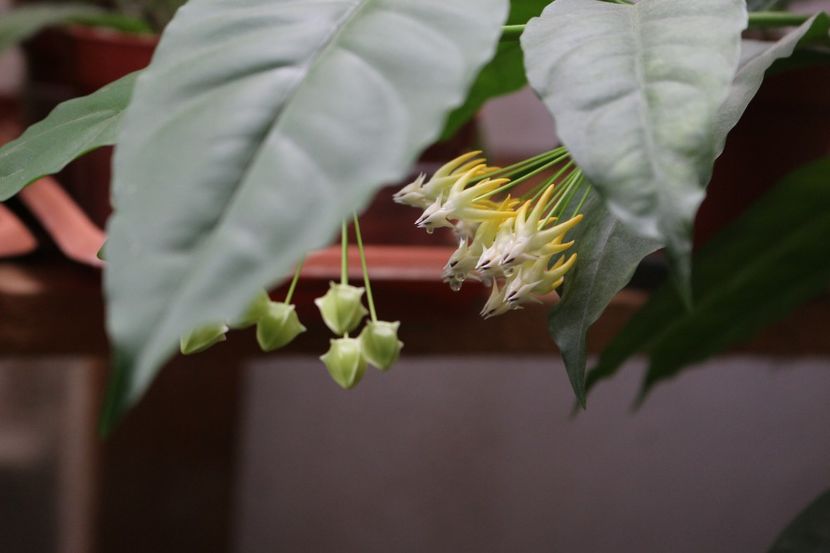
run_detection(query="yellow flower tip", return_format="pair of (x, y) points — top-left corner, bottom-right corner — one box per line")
(437, 151), (484, 178)
(454, 159), (488, 177)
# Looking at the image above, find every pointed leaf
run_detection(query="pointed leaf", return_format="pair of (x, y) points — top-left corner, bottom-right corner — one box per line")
(521, 0), (747, 296)
(0, 73), (137, 201)
(588, 158), (830, 402)
(584, 20), (830, 396)
(548, 193), (660, 406)
(102, 0), (509, 428)
(640, 158), (830, 398)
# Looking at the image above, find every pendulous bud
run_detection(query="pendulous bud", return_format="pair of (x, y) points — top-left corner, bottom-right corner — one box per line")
(320, 337), (367, 390)
(256, 302), (306, 352)
(230, 289), (272, 329)
(180, 323), (229, 355)
(359, 321), (403, 371)
(314, 282), (368, 336)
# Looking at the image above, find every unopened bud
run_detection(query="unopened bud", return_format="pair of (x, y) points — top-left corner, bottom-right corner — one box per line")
(320, 337), (367, 390)
(180, 323), (228, 355)
(230, 289), (271, 329)
(314, 282), (368, 336)
(359, 321), (403, 371)
(256, 302), (306, 352)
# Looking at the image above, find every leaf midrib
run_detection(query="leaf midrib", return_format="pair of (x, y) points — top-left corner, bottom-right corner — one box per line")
(627, 4), (667, 208)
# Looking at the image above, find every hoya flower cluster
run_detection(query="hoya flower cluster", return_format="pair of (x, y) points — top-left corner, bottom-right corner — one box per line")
(180, 218), (402, 390)
(395, 149), (587, 317)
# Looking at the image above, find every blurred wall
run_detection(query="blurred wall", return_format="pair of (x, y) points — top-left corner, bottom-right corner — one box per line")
(233, 355), (830, 553)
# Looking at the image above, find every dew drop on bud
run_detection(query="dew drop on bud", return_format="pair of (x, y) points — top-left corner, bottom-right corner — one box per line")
(425, 227), (434, 235)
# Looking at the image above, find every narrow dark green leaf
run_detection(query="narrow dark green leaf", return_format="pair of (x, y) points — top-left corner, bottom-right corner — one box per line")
(640, 158), (830, 398)
(769, 490), (830, 553)
(548, 193), (660, 406)
(506, 0), (552, 25)
(440, 41), (526, 140)
(522, 0), (747, 299)
(439, 0), (552, 139)
(584, 19), (830, 397)
(588, 158), (830, 402)
(0, 73), (137, 201)
(102, 0), (509, 429)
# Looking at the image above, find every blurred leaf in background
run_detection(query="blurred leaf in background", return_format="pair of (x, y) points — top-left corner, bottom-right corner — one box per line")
(440, 0), (551, 139)
(0, 73), (137, 200)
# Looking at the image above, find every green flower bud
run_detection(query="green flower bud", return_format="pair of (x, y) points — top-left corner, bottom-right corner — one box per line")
(256, 302), (306, 352)
(314, 282), (368, 336)
(230, 289), (271, 329)
(320, 337), (367, 390)
(359, 321), (403, 371)
(180, 323), (228, 355)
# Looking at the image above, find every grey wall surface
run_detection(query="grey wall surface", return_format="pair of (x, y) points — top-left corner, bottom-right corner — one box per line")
(232, 355), (830, 553)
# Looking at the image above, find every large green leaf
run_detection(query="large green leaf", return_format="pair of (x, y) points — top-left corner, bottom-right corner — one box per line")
(548, 193), (660, 407)
(588, 158), (830, 402)
(102, 0), (509, 428)
(440, 0), (551, 139)
(522, 0), (747, 298)
(769, 490), (830, 553)
(581, 19), (830, 398)
(0, 73), (137, 201)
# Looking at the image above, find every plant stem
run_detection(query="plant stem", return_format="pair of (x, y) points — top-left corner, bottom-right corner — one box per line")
(573, 185), (592, 215)
(525, 160), (575, 203)
(501, 24), (524, 41)
(352, 214), (377, 322)
(501, 11), (811, 40)
(470, 147), (565, 184)
(341, 220), (348, 285)
(748, 11), (811, 28)
(285, 257), (304, 304)
(474, 152), (569, 201)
